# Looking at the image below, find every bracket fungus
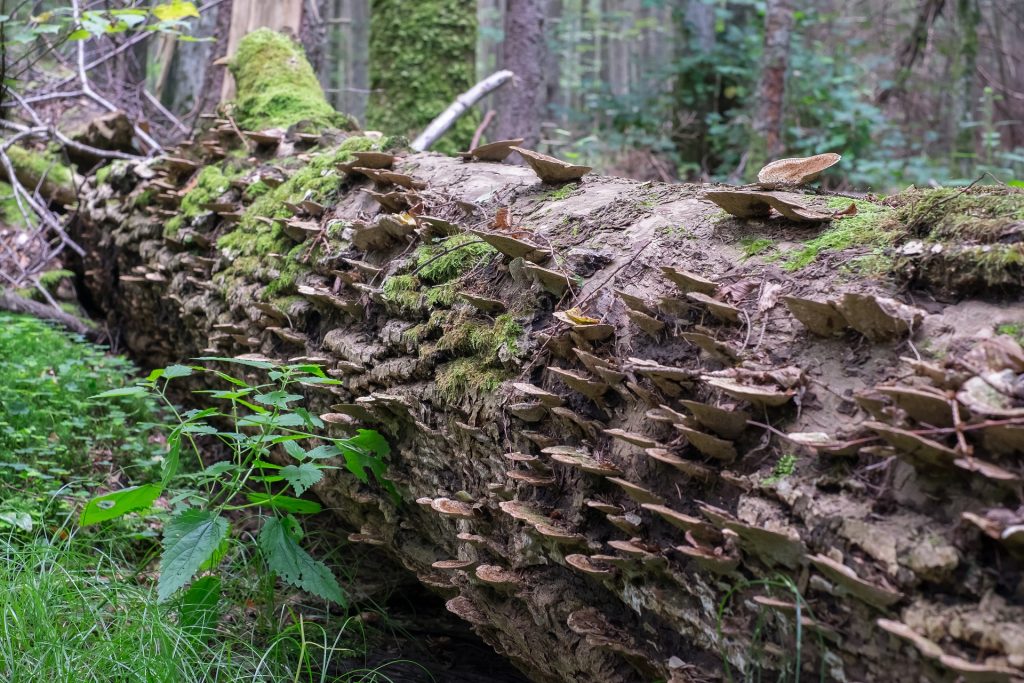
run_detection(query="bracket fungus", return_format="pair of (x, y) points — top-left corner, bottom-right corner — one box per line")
(544, 446), (623, 476)
(511, 382), (565, 408)
(429, 497), (477, 519)
(673, 424), (738, 463)
(808, 553), (903, 609)
(458, 138), (524, 162)
(678, 400), (749, 440)
(603, 428), (661, 449)
(705, 190), (833, 222)
(661, 266), (718, 296)
(524, 263), (572, 296)
(643, 448), (714, 482)
(565, 554), (615, 576)
(756, 153), (841, 189)
(548, 366), (609, 401)
(782, 296), (849, 337)
(474, 564), (522, 590)
(685, 292), (742, 323)
(510, 146), (592, 184)
(468, 228), (548, 263)
(606, 477), (665, 505)
(836, 293), (924, 342)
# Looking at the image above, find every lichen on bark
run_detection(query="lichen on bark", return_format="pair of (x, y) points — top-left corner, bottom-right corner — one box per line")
(366, 0), (478, 154)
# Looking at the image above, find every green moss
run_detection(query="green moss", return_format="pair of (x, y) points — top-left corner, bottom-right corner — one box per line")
(0, 181), (23, 226)
(382, 274), (422, 314)
(782, 198), (897, 271)
(218, 142), (374, 258)
(366, 0), (478, 154)
(415, 234), (496, 284)
(995, 323), (1024, 344)
(425, 283), (457, 307)
(95, 164), (113, 186)
(38, 269), (73, 290)
(545, 185), (576, 201)
(133, 189), (155, 208)
(739, 236), (775, 260)
(892, 186), (1024, 242)
(438, 311), (521, 362)
(165, 164), (240, 238)
(244, 180), (270, 199)
(435, 358), (508, 402)
(7, 145), (72, 187)
(229, 29), (353, 132)
(887, 187), (1024, 295)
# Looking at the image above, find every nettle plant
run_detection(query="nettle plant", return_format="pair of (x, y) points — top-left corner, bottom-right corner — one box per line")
(82, 356), (393, 613)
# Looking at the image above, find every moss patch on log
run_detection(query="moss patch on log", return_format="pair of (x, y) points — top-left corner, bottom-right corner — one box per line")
(781, 197), (897, 271)
(229, 29), (354, 132)
(165, 164), (240, 237)
(366, 0), (478, 154)
(890, 186), (1024, 295)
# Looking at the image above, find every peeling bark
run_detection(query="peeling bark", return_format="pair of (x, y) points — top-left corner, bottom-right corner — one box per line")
(72, 140), (1024, 682)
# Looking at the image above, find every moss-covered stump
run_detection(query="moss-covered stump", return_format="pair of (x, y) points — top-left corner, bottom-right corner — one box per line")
(74, 129), (1024, 683)
(228, 28), (355, 132)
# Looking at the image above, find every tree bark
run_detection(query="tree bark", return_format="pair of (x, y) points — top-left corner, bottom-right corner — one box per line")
(494, 0), (547, 150)
(753, 0), (796, 162)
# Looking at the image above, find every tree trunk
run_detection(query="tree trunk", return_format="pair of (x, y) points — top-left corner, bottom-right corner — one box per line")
(68, 37), (1024, 683)
(752, 0), (796, 164)
(366, 0), (478, 153)
(494, 0), (547, 149)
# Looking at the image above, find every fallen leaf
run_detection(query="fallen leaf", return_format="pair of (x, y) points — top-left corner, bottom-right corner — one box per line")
(562, 307), (600, 325)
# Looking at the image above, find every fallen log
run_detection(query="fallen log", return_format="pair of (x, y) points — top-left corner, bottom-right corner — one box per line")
(70, 131), (1024, 681)
(66, 26), (1024, 683)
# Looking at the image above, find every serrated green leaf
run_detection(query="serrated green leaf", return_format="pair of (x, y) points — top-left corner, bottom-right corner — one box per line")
(246, 492), (321, 514)
(254, 391), (303, 409)
(163, 364), (193, 378)
(305, 444), (340, 460)
(80, 484), (162, 525)
(161, 439), (181, 486)
(90, 385), (148, 399)
(281, 463), (323, 496)
(282, 439), (307, 461)
(259, 517), (345, 605)
(238, 412), (306, 428)
(158, 509), (228, 601)
(202, 461), (237, 477)
(179, 575), (220, 635)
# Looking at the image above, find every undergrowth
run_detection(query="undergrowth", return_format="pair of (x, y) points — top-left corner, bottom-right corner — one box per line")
(0, 314), (409, 681)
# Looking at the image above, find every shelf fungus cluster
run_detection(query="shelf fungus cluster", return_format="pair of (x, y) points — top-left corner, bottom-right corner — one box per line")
(76, 118), (1024, 683)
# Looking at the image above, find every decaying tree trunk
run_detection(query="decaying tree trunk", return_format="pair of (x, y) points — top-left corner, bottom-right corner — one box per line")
(68, 30), (1024, 683)
(72, 142), (1024, 681)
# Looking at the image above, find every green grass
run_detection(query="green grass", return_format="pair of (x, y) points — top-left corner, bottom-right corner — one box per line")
(0, 523), (398, 683)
